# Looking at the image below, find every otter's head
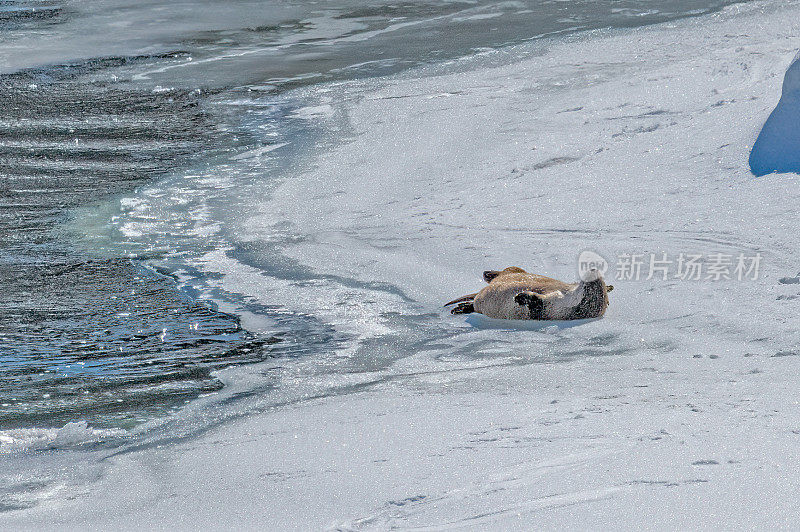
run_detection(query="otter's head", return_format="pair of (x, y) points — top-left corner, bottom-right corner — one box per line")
(571, 269), (610, 319)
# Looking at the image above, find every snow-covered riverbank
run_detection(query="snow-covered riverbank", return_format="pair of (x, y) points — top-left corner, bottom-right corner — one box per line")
(5, 0), (800, 528)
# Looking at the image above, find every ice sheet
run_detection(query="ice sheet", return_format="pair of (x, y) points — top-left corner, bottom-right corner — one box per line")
(4, 0), (800, 528)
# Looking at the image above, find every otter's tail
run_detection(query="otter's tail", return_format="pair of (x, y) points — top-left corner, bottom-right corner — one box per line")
(444, 293), (477, 315)
(444, 293), (477, 307)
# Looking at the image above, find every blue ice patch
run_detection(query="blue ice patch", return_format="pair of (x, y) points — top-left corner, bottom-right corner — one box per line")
(749, 52), (800, 176)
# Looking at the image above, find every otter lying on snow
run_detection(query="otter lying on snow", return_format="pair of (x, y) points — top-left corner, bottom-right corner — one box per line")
(445, 266), (612, 320)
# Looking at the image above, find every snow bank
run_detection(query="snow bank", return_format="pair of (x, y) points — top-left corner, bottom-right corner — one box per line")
(750, 52), (800, 175)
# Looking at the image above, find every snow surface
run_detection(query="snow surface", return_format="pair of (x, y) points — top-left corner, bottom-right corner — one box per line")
(750, 52), (800, 175)
(5, 0), (800, 529)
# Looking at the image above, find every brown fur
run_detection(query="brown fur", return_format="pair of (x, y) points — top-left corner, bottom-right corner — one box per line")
(445, 266), (610, 321)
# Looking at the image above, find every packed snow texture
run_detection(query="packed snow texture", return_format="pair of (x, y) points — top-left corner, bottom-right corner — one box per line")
(4, 1), (800, 529)
(750, 51), (800, 175)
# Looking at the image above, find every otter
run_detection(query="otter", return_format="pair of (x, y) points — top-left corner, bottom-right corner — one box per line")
(445, 266), (612, 320)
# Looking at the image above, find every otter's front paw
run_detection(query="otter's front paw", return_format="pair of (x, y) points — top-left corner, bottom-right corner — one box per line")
(514, 292), (538, 306)
(515, 291), (544, 319)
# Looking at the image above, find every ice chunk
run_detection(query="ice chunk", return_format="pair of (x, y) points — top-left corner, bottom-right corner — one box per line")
(749, 52), (800, 176)
(0, 421), (125, 454)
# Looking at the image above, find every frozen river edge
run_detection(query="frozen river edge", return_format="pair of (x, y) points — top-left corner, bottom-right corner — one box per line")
(6, 0), (800, 529)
